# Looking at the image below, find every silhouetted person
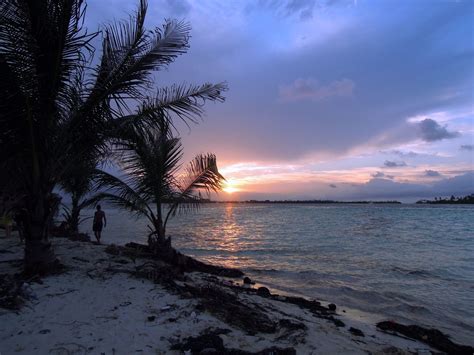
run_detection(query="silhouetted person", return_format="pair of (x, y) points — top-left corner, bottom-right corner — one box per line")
(92, 205), (106, 243)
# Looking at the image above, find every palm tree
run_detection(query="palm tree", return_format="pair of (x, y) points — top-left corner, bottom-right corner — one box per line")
(93, 118), (224, 259)
(0, 0), (226, 273)
(59, 161), (97, 233)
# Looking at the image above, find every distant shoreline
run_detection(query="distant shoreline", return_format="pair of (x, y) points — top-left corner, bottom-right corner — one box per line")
(206, 200), (403, 204)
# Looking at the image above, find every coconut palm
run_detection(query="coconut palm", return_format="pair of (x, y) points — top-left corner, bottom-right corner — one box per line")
(59, 160), (97, 233)
(0, 0), (226, 273)
(92, 118), (224, 257)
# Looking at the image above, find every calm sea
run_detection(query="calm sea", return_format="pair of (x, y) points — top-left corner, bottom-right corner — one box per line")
(81, 203), (474, 344)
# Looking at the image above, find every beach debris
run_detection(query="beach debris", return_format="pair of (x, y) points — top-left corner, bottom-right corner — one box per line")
(125, 242), (244, 277)
(48, 343), (88, 355)
(104, 244), (120, 256)
(376, 321), (474, 355)
(171, 333), (224, 353)
(279, 319), (307, 331)
(328, 303), (337, 311)
(171, 328), (296, 354)
(45, 289), (78, 297)
(257, 286), (271, 297)
(182, 284), (277, 334)
(349, 327), (365, 337)
(147, 315), (156, 322)
(0, 274), (27, 310)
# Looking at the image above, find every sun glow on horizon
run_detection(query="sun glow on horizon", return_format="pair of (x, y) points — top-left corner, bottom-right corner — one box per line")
(222, 179), (241, 194)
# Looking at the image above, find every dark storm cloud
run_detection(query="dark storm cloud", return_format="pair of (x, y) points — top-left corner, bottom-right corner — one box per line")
(343, 171), (474, 201)
(418, 119), (460, 142)
(424, 170), (442, 177)
(84, 0), (473, 165)
(383, 161), (407, 168)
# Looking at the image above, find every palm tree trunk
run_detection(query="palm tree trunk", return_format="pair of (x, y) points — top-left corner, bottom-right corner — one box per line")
(69, 196), (80, 232)
(24, 192), (57, 274)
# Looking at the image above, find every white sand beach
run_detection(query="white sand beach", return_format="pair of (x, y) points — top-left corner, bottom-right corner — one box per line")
(0, 234), (452, 354)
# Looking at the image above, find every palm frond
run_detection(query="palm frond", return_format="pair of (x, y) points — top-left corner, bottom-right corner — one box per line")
(142, 82), (228, 127)
(86, 0), (191, 114)
(92, 169), (154, 222)
(165, 154), (225, 225)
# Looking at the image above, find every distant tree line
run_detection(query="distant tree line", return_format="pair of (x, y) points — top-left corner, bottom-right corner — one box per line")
(210, 200), (402, 204)
(416, 194), (474, 204)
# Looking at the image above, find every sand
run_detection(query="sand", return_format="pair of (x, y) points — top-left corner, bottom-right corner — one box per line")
(0, 233), (438, 354)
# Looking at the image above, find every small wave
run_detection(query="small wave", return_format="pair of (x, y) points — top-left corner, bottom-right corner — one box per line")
(385, 302), (432, 315)
(391, 266), (434, 278)
(247, 267), (281, 273)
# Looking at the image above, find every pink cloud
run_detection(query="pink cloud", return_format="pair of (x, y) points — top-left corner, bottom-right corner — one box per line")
(279, 77), (355, 102)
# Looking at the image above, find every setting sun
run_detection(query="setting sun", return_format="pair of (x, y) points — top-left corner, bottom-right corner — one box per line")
(222, 179), (240, 194)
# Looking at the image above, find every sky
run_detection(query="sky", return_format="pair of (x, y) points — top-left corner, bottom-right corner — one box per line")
(86, 0), (474, 202)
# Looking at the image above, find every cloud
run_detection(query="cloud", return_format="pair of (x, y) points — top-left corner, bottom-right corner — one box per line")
(418, 119), (460, 142)
(285, 0), (317, 20)
(279, 78), (354, 102)
(383, 160), (407, 168)
(386, 150), (419, 158)
(424, 170), (442, 177)
(372, 171), (394, 179)
(164, 0), (191, 16)
(329, 183), (337, 188)
(343, 172), (474, 201)
(460, 144), (473, 151)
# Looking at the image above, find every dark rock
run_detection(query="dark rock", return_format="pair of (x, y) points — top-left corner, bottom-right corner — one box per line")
(328, 303), (337, 311)
(147, 316), (156, 322)
(251, 347), (297, 355)
(39, 329), (51, 334)
(349, 327), (364, 337)
(171, 334), (224, 353)
(376, 321), (474, 355)
(114, 259), (129, 264)
(72, 256), (89, 263)
(199, 348), (219, 354)
(333, 319), (345, 327)
(105, 244), (120, 256)
(243, 277), (252, 284)
(256, 287), (271, 297)
(279, 319), (307, 331)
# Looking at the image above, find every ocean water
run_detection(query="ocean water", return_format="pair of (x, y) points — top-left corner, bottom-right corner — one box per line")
(82, 203), (474, 344)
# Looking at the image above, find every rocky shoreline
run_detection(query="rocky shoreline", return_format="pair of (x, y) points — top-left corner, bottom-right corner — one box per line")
(1, 235), (473, 354)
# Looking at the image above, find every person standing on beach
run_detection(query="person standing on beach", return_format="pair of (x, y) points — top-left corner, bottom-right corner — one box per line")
(92, 205), (106, 243)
